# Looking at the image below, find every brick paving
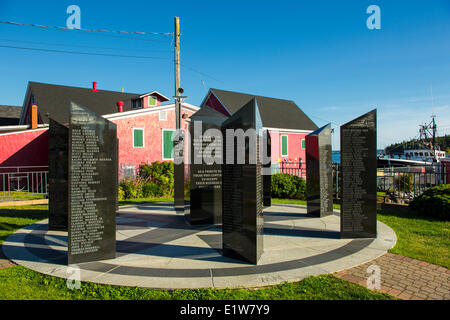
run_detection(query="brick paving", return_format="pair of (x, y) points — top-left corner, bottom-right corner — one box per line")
(0, 247), (14, 269)
(334, 253), (450, 300)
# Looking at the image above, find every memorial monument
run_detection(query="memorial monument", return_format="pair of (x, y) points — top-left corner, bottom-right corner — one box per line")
(48, 118), (69, 231)
(68, 102), (118, 264)
(340, 109), (377, 238)
(305, 123), (333, 217)
(189, 106), (227, 225)
(263, 130), (272, 207)
(221, 98), (264, 264)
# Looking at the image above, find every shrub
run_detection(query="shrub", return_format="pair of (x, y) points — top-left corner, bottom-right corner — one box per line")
(142, 181), (165, 198)
(271, 173), (306, 199)
(118, 186), (125, 201)
(119, 179), (143, 200)
(139, 161), (174, 195)
(410, 184), (450, 220)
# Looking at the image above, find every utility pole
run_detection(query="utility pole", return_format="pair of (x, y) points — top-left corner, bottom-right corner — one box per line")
(173, 16), (184, 211)
(174, 17), (181, 129)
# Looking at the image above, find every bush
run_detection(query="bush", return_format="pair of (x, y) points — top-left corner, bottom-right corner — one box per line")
(271, 173), (306, 199)
(118, 186), (125, 201)
(410, 184), (450, 220)
(119, 179), (143, 200)
(118, 161), (175, 200)
(142, 181), (165, 198)
(139, 161), (174, 195)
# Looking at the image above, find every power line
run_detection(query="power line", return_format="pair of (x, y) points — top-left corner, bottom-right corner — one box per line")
(0, 38), (172, 53)
(0, 20), (173, 36)
(0, 44), (172, 60)
(0, 43), (223, 83)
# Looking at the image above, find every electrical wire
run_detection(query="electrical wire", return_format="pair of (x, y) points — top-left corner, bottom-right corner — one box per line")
(0, 20), (173, 36)
(0, 38), (172, 53)
(0, 44), (172, 60)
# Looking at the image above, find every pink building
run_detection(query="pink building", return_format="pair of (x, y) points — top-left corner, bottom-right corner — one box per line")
(200, 88), (318, 172)
(0, 81), (199, 178)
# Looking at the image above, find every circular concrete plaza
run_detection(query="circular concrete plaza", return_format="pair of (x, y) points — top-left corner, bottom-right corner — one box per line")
(3, 203), (396, 289)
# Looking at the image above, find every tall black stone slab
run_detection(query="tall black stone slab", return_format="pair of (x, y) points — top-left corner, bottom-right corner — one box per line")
(48, 118), (69, 231)
(340, 109), (377, 238)
(306, 123), (333, 217)
(222, 98), (263, 264)
(263, 130), (271, 207)
(189, 106), (227, 225)
(68, 102), (117, 264)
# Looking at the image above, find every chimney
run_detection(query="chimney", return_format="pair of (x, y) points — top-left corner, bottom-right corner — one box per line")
(92, 81), (99, 92)
(31, 105), (38, 129)
(116, 101), (124, 113)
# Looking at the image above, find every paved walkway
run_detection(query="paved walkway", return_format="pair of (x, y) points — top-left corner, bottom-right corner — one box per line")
(0, 248), (14, 269)
(334, 253), (450, 300)
(3, 203), (396, 289)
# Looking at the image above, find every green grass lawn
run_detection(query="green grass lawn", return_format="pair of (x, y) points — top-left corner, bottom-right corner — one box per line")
(377, 209), (450, 268)
(0, 265), (392, 300)
(2, 197), (448, 299)
(0, 191), (44, 200)
(0, 204), (48, 246)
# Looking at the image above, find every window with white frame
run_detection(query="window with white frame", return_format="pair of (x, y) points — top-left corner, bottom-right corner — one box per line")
(159, 110), (167, 121)
(133, 128), (144, 148)
(281, 135), (288, 156)
(148, 96), (157, 106)
(162, 129), (175, 160)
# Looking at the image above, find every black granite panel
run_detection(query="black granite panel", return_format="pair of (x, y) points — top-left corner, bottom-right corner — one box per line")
(189, 106), (227, 225)
(306, 123), (333, 217)
(48, 118), (69, 231)
(68, 102), (117, 264)
(340, 110), (377, 238)
(221, 98), (263, 264)
(263, 130), (271, 207)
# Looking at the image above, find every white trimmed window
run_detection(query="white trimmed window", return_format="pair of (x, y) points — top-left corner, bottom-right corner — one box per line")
(133, 128), (144, 148)
(162, 129), (175, 160)
(148, 96), (157, 106)
(159, 110), (167, 121)
(281, 135), (288, 156)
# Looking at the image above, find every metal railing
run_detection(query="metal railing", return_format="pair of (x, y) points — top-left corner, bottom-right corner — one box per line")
(274, 161), (449, 202)
(376, 163), (448, 202)
(0, 166), (48, 200)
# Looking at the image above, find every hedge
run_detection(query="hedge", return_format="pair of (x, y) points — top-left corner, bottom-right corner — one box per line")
(409, 184), (450, 220)
(271, 173), (306, 200)
(118, 161), (174, 200)
(118, 165), (307, 201)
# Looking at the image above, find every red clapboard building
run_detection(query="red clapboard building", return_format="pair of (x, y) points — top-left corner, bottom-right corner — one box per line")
(0, 81), (198, 178)
(200, 88), (318, 173)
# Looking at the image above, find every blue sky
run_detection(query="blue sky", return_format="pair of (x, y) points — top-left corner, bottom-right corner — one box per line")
(0, 0), (449, 150)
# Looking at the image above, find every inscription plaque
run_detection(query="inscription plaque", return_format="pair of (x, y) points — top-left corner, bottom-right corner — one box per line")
(306, 123), (333, 217)
(68, 102), (117, 264)
(222, 98), (264, 264)
(340, 109), (377, 238)
(48, 118), (69, 231)
(189, 106), (227, 225)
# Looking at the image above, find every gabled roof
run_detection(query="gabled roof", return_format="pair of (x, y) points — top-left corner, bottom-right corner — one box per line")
(0, 105), (22, 126)
(207, 88), (318, 131)
(23, 82), (141, 124)
(139, 91), (170, 102)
